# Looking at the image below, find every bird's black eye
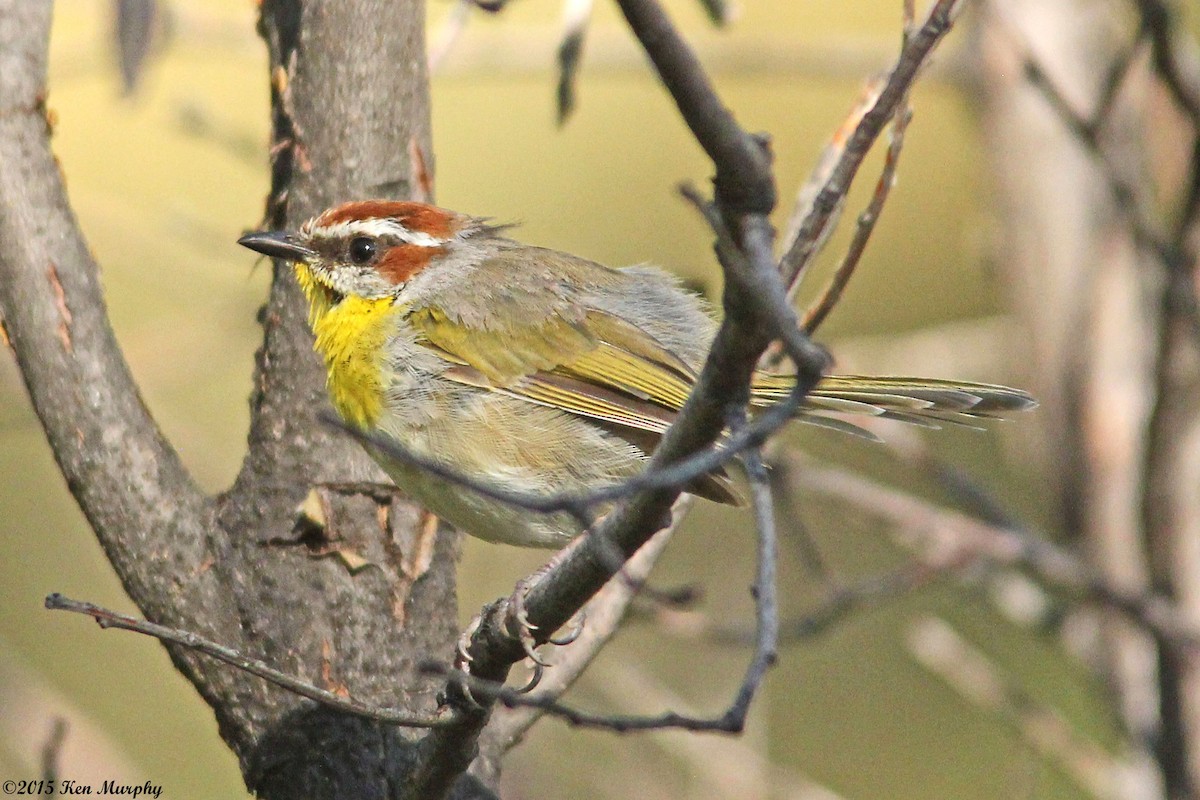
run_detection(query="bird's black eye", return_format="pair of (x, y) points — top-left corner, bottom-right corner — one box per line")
(348, 236), (377, 265)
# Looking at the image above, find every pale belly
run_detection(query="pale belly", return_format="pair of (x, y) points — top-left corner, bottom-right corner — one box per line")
(366, 393), (645, 549)
(371, 453), (585, 548)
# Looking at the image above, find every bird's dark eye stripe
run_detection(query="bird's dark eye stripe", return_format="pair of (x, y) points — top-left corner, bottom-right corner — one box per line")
(349, 236), (377, 264)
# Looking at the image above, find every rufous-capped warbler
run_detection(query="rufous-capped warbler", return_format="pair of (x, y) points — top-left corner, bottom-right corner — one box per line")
(239, 200), (1034, 548)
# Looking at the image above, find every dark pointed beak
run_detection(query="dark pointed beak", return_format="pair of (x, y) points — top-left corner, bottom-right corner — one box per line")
(237, 231), (316, 262)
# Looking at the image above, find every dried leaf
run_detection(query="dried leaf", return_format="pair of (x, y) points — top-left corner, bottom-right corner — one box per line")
(408, 137), (433, 203)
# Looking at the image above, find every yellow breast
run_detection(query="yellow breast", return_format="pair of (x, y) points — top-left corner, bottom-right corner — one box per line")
(310, 294), (400, 429)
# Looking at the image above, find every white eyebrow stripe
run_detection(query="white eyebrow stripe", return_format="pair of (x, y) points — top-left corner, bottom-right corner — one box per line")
(307, 218), (448, 247)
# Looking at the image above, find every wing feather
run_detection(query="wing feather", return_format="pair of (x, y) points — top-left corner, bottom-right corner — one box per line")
(403, 250), (1033, 479)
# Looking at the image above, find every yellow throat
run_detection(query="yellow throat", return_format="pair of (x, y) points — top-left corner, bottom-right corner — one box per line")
(295, 264), (398, 429)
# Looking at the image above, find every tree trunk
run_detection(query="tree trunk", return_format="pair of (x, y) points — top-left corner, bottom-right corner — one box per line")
(0, 2), (489, 797)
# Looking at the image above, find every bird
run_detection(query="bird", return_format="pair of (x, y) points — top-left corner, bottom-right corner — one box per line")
(238, 200), (1034, 549)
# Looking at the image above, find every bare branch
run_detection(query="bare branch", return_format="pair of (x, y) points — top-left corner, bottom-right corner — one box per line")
(694, 0), (735, 28)
(39, 718), (67, 788)
(556, 0), (594, 123)
(989, 7), (1175, 261)
(331, 363), (806, 519)
(801, 104), (912, 334)
(0, 0), (214, 613)
(780, 77), (883, 298)
(44, 594), (453, 729)
(407, 3), (830, 794)
(779, 0), (963, 290)
(780, 0), (918, 304)
(588, 662), (844, 800)
(728, 445), (779, 726)
(1132, 0), (1200, 125)
(639, 559), (947, 647)
(8, 2), (462, 796)
(792, 459), (1200, 650)
(443, 448), (777, 742)
(778, 562), (946, 642)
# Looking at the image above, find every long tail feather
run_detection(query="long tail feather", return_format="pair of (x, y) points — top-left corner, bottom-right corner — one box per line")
(752, 373), (1036, 428)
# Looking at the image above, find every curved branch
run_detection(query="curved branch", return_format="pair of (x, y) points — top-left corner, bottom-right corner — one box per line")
(0, 1), (213, 604)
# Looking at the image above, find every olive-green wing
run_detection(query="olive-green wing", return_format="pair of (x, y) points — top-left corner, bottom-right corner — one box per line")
(405, 248), (702, 424)
(410, 308), (698, 420)
(404, 261), (741, 504)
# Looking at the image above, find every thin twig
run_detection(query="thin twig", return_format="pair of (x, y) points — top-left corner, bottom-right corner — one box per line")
(427, 661), (756, 732)
(768, 459), (835, 586)
(801, 104), (912, 334)
(780, 77), (882, 297)
(1094, 36), (1144, 125)
(1129, 0), (1200, 239)
(475, 521), (683, 771)
(789, 461), (1200, 650)
(44, 594), (454, 729)
(780, 561), (947, 642)
(778, 0), (964, 290)
(788, 0), (919, 327)
(556, 0), (594, 123)
(989, 6), (1173, 262)
(694, 0), (734, 27)
(641, 559), (949, 646)
(589, 661), (843, 800)
(1132, 0), (1200, 124)
(409, 2), (831, 793)
(726, 445), (779, 723)
(326, 348), (807, 520)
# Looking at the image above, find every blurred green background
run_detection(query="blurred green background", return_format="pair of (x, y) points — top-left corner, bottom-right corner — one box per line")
(0, 1), (1119, 798)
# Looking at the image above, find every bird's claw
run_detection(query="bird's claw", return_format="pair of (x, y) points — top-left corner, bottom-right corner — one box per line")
(456, 614), (480, 668)
(450, 553), (585, 706)
(548, 610), (587, 646)
(505, 579), (550, 666)
(453, 616), (483, 707)
(513, 661), (545, 694)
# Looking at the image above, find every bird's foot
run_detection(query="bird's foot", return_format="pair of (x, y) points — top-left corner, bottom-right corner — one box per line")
(452, 543), (589, 703)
